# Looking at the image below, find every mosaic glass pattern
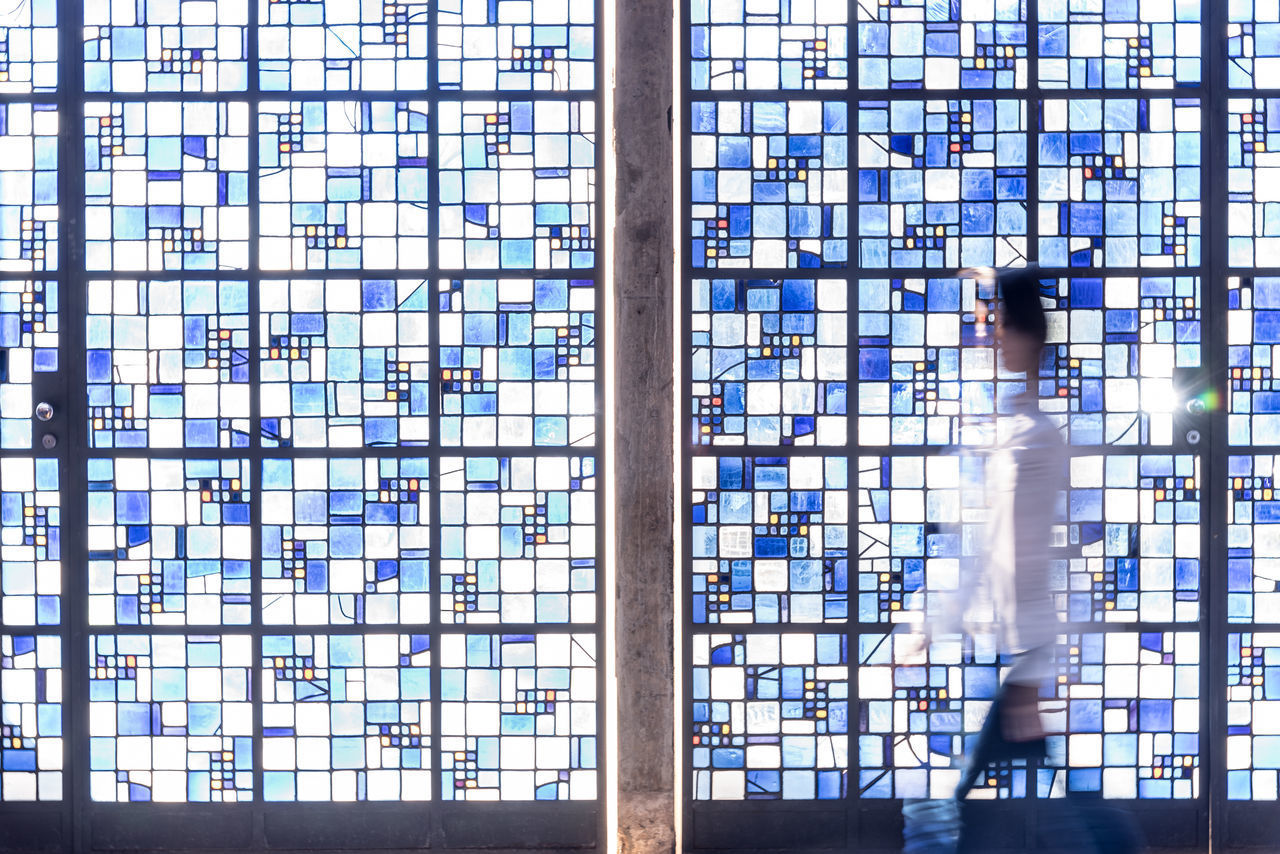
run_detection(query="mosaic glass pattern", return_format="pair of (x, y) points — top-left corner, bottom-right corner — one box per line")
(89, 634), (252, 802)
(1228, 632), (1280, 799)
(0, 279), (58, 449)
(0, 459), (60, 627)
(1227, 455), (1280, 623)
(1038, 275), (1201, 448)
(259, 0), (428, 91)
(1057, 454), (1201, 625)
(857, 99), (1027, 269)
(1038, 0), (1201, 89)
(858, 633), (1023, 800)
(0, 103), (57, 273)
(1228, 98), (1280, 268)
(690, 456), (848, 624)
(1230, 1), (1280, 88)
(0, 0), (56, 93)
(84, 0), (249, 92)
(853, 453), (1201, 626)
(690, 0), (848, 91)
(856, 276), (1202, 448)
(440, 633), (597, 800)
(438, 0), (595, 90)
(0, 635), (61, 801)
(258, 100), (430, 272)
(1228, 276), (1280, 446)
(440, 456), (595, 624)
(86, 279), (250, 449)
(438, 100), (596, 270)
(691, 277), (846, 446)
(261, 457), (430, 625)
(86, 458), (251, 626)
(259, 278), (430, 448)
(83, 100), (249, 272)
(262, 633), (431, 801)
(440, 278), (596, 447)
(1038, 98), (1202, 269)
(1041, 632), (1200, 800)
(854, 454), (972, 626)
(691, 632), (847, 800)
(858, 0), (1027, 90)
(691, 100), (848, 270)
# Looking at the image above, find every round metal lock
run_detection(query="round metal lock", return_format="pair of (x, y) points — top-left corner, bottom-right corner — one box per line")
(1185, 429), (1201, 446)
(1185, 398), (1207, 416)
(40, 433), (56, 449)
(35, 402), (53, 422)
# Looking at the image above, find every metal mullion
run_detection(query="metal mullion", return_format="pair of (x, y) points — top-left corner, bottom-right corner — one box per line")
(844, 0), (859, 834)
(588, 0), (606, 838)
(685, 266), (852, 280)
(80, 91), (249, 105)
(247, 0), (264, 822)
(1031, 87), (1207, 101)
(679, 0), (696, 828)
(426, 0), (442, 830)
(83, 624), (259, 637)
(1219, 621), (1280, 633)
(842, 265), (1208, 280)
(0, 90), (59, 105)
(1221, 267), (1280, 278)
(685, 268), (852, 281)
(430, 266), (601, 279)
(688, 88), (855, 104)
(432, 88), (595, 103)
(693, 443), (1222, 458)
(95, 443), (598, 459)
(57, 0), (89, 844)
(1203, 0), (1230, 848)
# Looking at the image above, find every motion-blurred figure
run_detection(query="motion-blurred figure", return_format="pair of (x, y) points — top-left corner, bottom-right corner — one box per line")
(901, 269), (1140, 854)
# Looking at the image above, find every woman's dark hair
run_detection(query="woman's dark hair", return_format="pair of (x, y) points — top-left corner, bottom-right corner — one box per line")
(997, 267), (1047, 349)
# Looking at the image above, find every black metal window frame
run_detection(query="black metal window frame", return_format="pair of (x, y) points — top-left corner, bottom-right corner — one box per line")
(0, 0), (609, 849)
(676, 2), (1279, 851)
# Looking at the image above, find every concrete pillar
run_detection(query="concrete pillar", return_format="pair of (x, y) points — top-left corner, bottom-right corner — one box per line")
(612, 0), (675, 848)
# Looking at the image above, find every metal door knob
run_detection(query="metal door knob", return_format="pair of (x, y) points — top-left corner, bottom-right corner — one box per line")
(35, 402), (53, 422)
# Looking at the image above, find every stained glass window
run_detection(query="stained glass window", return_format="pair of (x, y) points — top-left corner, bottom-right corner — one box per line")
(0, 635), (61, 801)
(691, 100), (848, 269)
(0, 0), (602, 828)
(257, 100), (430, 272)
(437, 100), (596, 270)
(87, 279), (250, 449)
(0, 103), (58, 273)
(260, 457), (429, 625)
(439, 633), (597, 800)
(684, 0), (1221, 842)
(89, 634), (253, 802)
(84, 0), (250, 93)
(691, 632), (848, 799)
(439, 456), (596, 624)
(0, 279), (58, 448)
(259, 278), (430, 448)
(857, 99), (1027, 270)
(261, 633), (431, 801)
(858, 0), (1028, 91)
(84, 100), (250, 272)
(440, 278), (596, 447)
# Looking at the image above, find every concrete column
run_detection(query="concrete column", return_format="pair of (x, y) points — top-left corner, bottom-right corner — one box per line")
(612, 0), (675, 848)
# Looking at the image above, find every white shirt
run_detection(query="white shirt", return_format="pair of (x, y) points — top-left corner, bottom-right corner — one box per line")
(982, 392), (1066, 678)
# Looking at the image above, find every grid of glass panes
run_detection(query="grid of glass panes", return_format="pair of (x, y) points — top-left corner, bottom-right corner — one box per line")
(0, 0), (603, 811)
(1228, 0), (1280, 807)
(0, 0), (63, 805)
(685, 0), (1208, 811)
